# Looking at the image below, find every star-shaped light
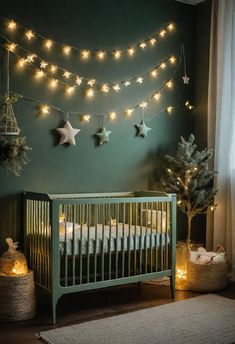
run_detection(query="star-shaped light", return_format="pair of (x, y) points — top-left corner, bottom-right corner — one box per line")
(87, 79), (96, 86)
(182, 75), (190, 84)
(96, 127), (111, 145)
(136, 120), (151, 137)
(56, 120), (81, 145)
(40, 61), (48, 69)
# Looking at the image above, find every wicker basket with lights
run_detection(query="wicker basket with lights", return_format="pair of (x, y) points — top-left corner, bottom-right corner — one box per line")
(0, 238), (36, 321)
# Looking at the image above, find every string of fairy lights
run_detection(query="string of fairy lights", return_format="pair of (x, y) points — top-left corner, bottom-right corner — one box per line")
(1, 36), (177, 96)
(1, 17), (175, 59)
(0, 18), (193, 145)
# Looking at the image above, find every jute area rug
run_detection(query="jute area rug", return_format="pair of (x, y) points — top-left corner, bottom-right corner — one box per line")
(39, 294), (235, 344)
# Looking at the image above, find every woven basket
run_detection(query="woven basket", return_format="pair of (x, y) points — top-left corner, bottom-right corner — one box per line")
(0, 270), (36, 321)
(188, 246), (228, 292)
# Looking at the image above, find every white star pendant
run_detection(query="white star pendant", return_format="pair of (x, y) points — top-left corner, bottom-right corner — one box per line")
(56, 120), (81, 145)
(182, 75), (190, 84)
(96, 127), (111, 145)
(136, 120), (151, 137)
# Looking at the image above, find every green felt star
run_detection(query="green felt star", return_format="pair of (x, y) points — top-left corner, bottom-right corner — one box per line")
(96, 127), (111, 145)
(136, 120), (151, 137)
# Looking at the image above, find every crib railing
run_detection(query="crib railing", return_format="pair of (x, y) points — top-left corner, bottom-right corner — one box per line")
(23, 191), (176, 323)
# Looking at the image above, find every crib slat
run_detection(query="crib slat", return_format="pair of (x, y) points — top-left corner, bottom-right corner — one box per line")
(64, 206), (68, 287)
(144, 203), (148, 274)
(101, 204), (105, 281)
(165, 202), (170, 270)
(79, 205), (83, 285)
(122, 203), (125, 278)
(128, 203), (131, 277)
(94, 204), (98, 282)
(155, 202), (158, 272)
(150, 202), (153, 273)
(115, 203), (119, 279)
(134, 203), (137, 275)
(87, 204), (90, 284)
(108, 204), (112, 280)
(160, 202), (164, 271)
(72, 205), (76, 286)
(139, 203), (143, 275)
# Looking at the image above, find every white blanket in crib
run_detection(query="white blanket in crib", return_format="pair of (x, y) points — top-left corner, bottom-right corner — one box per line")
(59, 222), (170, 255)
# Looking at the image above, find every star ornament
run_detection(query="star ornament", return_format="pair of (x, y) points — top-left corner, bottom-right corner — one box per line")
(182, 75), (190, 84)
(56, 120), (81, 145)
(96, 127), (111, 145)
(136, 120), (151, 138)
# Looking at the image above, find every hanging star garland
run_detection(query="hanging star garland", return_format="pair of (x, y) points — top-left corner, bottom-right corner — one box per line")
(182, 75), (190, 84)
(56, 120), (81, 145)
(96, 127), (111, 145)
(135, 120), (151, 137)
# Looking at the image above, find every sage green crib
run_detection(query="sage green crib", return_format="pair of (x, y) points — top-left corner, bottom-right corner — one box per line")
(23, 191), (176, 323)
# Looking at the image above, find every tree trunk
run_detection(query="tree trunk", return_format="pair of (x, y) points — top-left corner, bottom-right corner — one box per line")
(187, 214), (192, 244)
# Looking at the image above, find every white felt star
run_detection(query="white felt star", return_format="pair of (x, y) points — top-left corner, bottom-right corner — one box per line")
(182, 75), (190, 84)
(96, 127), (111, 145)
(136, 120), (151, 137)
(56, 120), (81, 145)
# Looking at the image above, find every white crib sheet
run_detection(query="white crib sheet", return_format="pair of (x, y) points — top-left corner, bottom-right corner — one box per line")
(59, 222), (170, 255)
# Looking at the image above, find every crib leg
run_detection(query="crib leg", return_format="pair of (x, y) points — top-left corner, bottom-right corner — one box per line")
(170, 275), (175, 299)
(51, 295), (59, 324)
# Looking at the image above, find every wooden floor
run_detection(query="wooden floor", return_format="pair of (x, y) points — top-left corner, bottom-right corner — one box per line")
(1, 280), (235, 344)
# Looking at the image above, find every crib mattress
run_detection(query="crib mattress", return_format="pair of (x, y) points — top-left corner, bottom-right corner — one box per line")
(59, 223), (170, 255)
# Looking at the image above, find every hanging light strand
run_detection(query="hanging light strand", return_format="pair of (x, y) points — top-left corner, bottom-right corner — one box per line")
(2, 16), (175, 59)
(2, 36), (178, 95)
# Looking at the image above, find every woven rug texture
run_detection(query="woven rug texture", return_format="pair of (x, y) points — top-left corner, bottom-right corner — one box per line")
(39, 294), (235, 344)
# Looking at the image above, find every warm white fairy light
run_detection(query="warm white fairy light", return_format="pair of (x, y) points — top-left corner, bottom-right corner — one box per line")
(151, 69), (158, 77)
(66, 86), (75, 95)
(136, 77), (143, 84)
(102, 84), (110, 93)
(114, 50), (121, 59)
(81, 50), (90, 59)
(7, 43), (17, 52)
(50, 65), (57, 73)
(113, 84), (120, 92)
(170, 56), (176, 64)
(128, 47), (135, 56)
(7, 20), (17, 31)
(154, 92), (161, 101)
(25, 30), (35, 40)
(189, 105), (194, 110)
(35, 69), (45, 79)
(63, 71), (71, 79)
(124, 81), (131, 87)
(49, 78), (58, 89)
(26, 53), (37, 63)
(160, 62), (167, 69)
(97, 51), (105, 60)
(41, 104), (50, 114)
(86, 88), (94, 98)
(109, 112), (117, 120)
(140, 42), (147, 49)
(167, 168), (172, 173)
(45, 39), (53, 49)
(87, 79), (96, 87)
(126, 108), (134, 116)
(83, 114), (91, 122)
(166, 106), (173, 114)
(40, 61), (48, 69)
(63, 45), (71, 55)
(166, 80), (173, 89)
(160, 29), (166, 37)
(76, 76), (82, 85)
(177, 200), (182, 205)
(139, 102), (148, 108)
(17, 58), (26, 68)
(150, 38), (157, 46)
(167, 23), (175, 31)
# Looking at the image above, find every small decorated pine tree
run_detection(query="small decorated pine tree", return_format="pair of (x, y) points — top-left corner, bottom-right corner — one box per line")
(163, 134), (218, 243)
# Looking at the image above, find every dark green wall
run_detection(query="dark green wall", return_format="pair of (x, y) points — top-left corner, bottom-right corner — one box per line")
(0, 0), (198, 253)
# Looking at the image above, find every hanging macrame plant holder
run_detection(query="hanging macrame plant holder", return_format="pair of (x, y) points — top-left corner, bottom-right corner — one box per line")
(0, 96), (21, 136)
